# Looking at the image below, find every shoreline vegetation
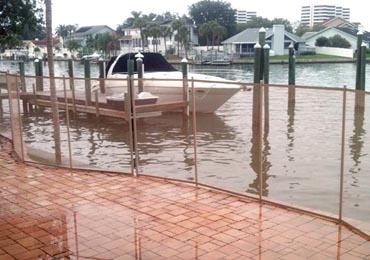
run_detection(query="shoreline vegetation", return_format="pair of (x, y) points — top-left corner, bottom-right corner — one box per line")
(168, 54), (370, 65)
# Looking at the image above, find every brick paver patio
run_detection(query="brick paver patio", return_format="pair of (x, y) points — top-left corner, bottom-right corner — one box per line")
(0, 137), (369, 260)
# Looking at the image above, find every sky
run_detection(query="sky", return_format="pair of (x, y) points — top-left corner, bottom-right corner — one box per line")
(52, 0), (370, 31)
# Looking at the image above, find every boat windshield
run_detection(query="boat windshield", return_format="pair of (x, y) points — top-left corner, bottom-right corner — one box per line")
(106, 52), (178, 76)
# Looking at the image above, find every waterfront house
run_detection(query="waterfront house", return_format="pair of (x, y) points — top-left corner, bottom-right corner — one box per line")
(70, 25), (115, 47)
(303, 27), (370, 50)
(222, 25), (306, 57)
(119, 21), (198, 56)
(320, 17), (358, 30)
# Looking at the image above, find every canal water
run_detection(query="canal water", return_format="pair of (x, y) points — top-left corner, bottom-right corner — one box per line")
(0, 60), (369, 226)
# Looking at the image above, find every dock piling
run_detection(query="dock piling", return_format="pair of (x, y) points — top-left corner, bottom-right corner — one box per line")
(84, 60), (91, 106)
(34, 59), (43, 91)
(355, 31), (363, 90)
(181, 58), (189, 117)
(98, 60), (106, 94)
(68, 59), (74, 90)
(258, 28), (266, 81)
(253, 43), (262, 131)
(288, 44), (296, 104)
(135, 52), (144, 93)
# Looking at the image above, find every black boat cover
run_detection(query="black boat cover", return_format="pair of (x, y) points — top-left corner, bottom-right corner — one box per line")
(106, 52), (177, 76)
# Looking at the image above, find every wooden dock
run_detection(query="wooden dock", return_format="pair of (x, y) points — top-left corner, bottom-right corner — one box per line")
(18, 90), (188, 119)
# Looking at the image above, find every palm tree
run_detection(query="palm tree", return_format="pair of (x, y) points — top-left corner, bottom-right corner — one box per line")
(213, 24), (227, 51)
(45, 0), (61, 164)
(55, 24), (68, 47)
(65, 24), (77, 37)
(172, 19), (184, 57)
(161, 25), (172, 55)
(176, 25), (189, 58)
(129, 11), (148, 51)
(199, 23), (211, 50)
(148, 24), (161, 52)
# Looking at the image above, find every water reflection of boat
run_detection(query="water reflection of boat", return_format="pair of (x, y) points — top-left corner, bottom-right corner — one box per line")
(21, 111), (236, 172)
(104, 52), (242, 113)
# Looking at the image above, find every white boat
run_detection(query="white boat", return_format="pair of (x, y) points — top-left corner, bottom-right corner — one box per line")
(104, 52), (242, 113)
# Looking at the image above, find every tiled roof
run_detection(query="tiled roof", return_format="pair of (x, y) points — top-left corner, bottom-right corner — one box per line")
(73, 25), (114, 37)
(222, 27), (305, 44)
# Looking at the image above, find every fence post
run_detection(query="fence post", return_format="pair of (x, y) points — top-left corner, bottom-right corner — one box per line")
(263, 44), (270, 131)
(339, 86), (347, 223)
(127, 59), (139, 176)
(191, 78), (198, 186)
(18, 61), (28, 113)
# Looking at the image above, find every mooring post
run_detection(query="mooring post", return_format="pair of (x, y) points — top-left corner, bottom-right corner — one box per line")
(356, 42), (367, 111)
(135, 52), (144, 93)
(84, 59), (91, 106)
(360, 43), (367, 91)
(67, 59), (76, 113)
(355, 31), (363, 90)
(68, 59), (74, 90)
(288, 44), (296, 104)
(253, 43), (262, 131)
(19, 61), (26, 92)
(259, 28), (266, 81)
(263, 44), (270, 131)
(253, 42), (264, 200)
(34, 59), (43, 91)
(181, 57), (189, 117)
(98, 59), (105, 94)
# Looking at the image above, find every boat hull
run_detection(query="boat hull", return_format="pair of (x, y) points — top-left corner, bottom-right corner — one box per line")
(104, 72), (241, 113)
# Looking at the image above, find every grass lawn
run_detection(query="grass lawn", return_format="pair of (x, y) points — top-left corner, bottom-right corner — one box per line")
(238, 53), (353, 61)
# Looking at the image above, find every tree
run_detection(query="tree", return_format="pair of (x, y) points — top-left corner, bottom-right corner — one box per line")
(0, 0), (44, 49)
(199, 23), (212, 50)
(161, 25), (172, 54)
(271, 18), (293, 33)
(131, 12), (148, 51)
(239, 16), (293, 33)
(148, 24), (161, 52)
(315, 35), (351, 48)
(172, 19), (184, 56)
(55, 24), (76, 48)
(294, 24), (311, 37)
(176, 25), (189, 58)
(55, 24), (69, 40)
(329, 34), (351, 48)
(66, 40), (81, 54)
(315, 36), (330, 47)
(45, 0), (62, 165)
(189, 0), (236, 39)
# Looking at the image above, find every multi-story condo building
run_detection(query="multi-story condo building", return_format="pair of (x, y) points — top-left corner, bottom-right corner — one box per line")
(301, 5), (350, 27)
(236, 10), (257, 24)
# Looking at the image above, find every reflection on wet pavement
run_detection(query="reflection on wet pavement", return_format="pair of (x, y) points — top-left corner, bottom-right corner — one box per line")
(0, 137), (369, 259)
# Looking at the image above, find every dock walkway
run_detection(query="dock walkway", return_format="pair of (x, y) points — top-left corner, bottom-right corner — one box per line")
(0, 136), (369, 259)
